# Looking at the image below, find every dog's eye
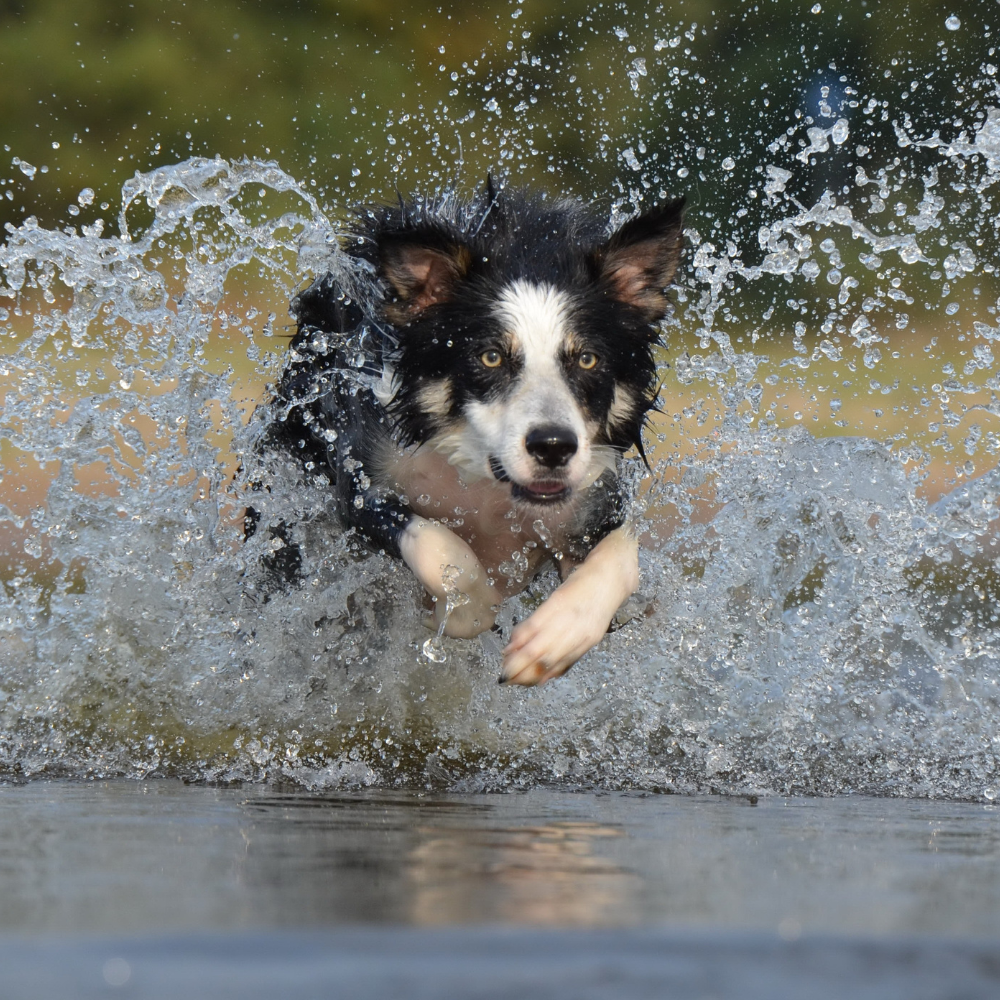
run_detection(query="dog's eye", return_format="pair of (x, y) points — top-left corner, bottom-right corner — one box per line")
(578, 352), (598, 370)
(481, 349), (503, 368)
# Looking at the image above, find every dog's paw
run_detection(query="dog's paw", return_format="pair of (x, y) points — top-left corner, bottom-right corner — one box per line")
(499, 524), (639, 686)
(400, 517), (498, 638)
(499, 576), (616, 686)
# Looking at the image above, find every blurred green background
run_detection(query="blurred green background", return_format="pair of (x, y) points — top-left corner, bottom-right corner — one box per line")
(0, 0), (991, 231)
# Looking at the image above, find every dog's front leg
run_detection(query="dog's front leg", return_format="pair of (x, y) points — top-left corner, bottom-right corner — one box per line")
(399, 516), (498, 639)
(499, 525), (639, 686)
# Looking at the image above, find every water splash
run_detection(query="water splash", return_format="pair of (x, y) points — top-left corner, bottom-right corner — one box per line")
(2, 34), (1000, 800)
(421, 565), (472, 664)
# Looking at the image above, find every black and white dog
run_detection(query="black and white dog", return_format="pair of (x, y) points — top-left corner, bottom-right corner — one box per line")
(259, 180), (683, 685)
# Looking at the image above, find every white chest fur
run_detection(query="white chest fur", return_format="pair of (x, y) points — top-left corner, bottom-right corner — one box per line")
(381, 443), (583, 596)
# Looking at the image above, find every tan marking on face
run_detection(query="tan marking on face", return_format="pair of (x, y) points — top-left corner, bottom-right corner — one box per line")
(606, 384), (636, 432)
(418, 378), (453, 417)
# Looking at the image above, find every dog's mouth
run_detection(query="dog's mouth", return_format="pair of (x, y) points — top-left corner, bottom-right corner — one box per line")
(512, 481), (572, 504)
(490, 457), (571, 505)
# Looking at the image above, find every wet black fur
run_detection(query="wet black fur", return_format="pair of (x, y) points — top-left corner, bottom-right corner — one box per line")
(253, 183), (683, 576)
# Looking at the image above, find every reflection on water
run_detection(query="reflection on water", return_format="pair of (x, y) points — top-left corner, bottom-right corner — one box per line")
(407, 821), (632, 926)
(3, 782), (1000, 938)
(235, 793), (635, 927)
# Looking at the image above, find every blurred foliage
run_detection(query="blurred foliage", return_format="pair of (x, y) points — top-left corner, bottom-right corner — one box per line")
(0, 0), (993, 234)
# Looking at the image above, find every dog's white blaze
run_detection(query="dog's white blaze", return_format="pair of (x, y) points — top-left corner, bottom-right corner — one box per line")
(447, 280), (594, 488)
(496, 281), (571, 369)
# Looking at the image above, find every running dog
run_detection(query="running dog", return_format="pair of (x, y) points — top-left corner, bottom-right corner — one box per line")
(258, 180), (684, 685)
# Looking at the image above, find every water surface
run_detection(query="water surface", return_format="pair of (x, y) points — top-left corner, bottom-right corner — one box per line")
(3, 782), (1000, 999)
(3, 781), (999, 937)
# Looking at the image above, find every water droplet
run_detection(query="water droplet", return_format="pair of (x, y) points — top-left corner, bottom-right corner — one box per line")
(945, 14), (961, 30)
(102, 958), (131, 987)
(622, 147), (642, 171)
(811, 3), (821, 12)
(721, 157), (736, 171)
(422, 636), (448, 662)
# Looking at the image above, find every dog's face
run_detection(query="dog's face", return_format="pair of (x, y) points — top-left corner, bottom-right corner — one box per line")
(367, 191), (684, 506)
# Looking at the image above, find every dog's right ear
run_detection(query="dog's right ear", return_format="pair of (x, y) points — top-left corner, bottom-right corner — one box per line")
(595, 198), (685, 322)
(379, 237), (472, 321)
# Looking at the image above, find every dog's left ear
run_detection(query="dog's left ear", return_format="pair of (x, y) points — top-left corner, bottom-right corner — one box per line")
(595, 198), (685, 321)
(379, 237), (472, 320)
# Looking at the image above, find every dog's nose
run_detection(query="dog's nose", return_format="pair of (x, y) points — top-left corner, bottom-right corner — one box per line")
(525, 425), (578, 468)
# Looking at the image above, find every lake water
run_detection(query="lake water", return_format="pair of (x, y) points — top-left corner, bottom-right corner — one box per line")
(1, 782), (999, 998)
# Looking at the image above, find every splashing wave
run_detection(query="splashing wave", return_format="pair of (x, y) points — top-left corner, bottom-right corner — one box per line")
(2, 92), (1000, 800)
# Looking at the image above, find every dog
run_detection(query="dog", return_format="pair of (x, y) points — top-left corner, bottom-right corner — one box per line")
(254, 179), (684, 686)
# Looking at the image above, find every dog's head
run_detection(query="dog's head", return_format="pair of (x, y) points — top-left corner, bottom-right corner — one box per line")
(356, 185), (684, 506)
